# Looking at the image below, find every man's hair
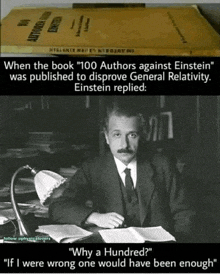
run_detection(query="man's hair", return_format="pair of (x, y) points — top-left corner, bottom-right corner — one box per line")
(102, 99), (146, 133)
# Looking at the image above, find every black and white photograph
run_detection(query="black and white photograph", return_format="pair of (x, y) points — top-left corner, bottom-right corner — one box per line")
(0, 0), (220, 273)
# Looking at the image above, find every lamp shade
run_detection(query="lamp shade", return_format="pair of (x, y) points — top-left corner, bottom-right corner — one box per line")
(10, 165), (67, 237)
(34, 170), (67, 206)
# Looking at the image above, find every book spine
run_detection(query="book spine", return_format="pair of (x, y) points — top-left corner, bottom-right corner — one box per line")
(2, 45), (220, 56)
(129, 227), (145, 243)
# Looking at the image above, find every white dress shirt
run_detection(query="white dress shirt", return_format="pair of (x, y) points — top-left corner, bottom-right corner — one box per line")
(114, 156), (137, 189)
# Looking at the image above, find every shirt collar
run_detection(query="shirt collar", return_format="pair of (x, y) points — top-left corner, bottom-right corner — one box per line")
(114, 156), (137, 175)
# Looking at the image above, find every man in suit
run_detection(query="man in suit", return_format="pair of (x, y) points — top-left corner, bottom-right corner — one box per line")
(49, 100), (196, 242)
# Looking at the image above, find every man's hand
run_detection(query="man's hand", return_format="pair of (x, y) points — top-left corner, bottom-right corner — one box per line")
(86, 212), (124, 228)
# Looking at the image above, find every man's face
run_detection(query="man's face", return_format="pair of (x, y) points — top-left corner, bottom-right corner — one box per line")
(104, 114), (140, 165)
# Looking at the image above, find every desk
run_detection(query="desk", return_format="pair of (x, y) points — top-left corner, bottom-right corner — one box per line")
(0, 191), (176, 243)
(0, 213), (104, 243)
(0, 213), (51, 241)
(0, 197), (51, 242)
(0, 214), (177, 243)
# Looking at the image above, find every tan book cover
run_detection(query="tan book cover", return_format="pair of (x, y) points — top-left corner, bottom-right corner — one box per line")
(1, 6), (220, 56)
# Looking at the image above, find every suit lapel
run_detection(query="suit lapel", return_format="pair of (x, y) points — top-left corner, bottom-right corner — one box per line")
(136, 158), (155, 225)
(100, 153), (124, 215)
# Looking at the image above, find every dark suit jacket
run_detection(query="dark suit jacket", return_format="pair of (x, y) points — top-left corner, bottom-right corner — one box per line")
(49, 152), (196, 242)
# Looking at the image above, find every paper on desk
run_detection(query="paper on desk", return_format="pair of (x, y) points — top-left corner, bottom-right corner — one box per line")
(0, 201), (39, 225)
(0, 181), (35, 197)
(99, 226), (176, 243)
(26, 199), (49, 218)
(0, 216), (10, 225)
(0, 208), (33, 225)
(0, 201), (49, 220)
(36, 224), (93, 243)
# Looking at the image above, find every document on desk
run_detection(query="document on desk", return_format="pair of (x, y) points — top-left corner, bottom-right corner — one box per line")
(0, 202), (36, 225)
(36, 225), (93, 243)
(99, 226), (176, 243)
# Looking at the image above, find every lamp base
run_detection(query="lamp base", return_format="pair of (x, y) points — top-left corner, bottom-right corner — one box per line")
(2, 213), (51, 243)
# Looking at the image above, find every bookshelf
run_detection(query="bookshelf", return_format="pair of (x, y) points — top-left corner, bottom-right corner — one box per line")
(0, 95), (219, 184)
(0, 96), (100, 188)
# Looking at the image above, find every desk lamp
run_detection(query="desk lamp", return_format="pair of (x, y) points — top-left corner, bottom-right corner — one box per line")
(10, 165), (66, 237)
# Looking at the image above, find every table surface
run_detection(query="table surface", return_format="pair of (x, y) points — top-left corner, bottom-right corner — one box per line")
(0, 214), (105, 243)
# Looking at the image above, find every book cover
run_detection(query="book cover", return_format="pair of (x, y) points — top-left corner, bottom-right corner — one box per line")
(1, 6), (220, 56)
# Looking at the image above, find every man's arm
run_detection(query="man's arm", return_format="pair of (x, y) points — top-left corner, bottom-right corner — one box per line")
(49, 163), (94, 226)
(49, 161), (124, 228)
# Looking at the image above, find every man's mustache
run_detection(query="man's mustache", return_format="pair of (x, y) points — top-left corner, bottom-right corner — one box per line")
(117, 149), (134, 154)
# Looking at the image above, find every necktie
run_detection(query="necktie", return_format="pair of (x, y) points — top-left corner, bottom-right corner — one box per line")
(124, 168), (134, 203)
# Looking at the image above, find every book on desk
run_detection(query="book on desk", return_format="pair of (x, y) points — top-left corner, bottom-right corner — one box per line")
(0, 199), (175, 243)
(36, 224), (176, 243)
(1, 5), (220, 56)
